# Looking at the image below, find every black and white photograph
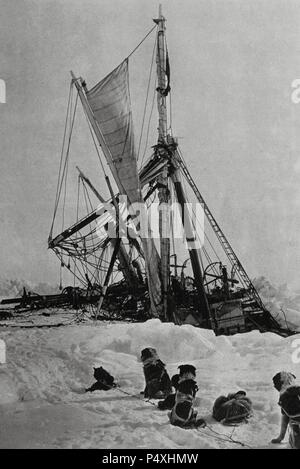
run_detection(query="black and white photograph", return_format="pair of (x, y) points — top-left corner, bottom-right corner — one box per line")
(0, 0), (300, 453)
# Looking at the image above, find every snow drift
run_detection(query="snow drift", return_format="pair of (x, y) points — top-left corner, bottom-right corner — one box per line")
(0, 318), (299, 448)
(254, 276), (300, 331)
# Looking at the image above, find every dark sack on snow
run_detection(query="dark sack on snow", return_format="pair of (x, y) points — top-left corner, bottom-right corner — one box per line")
(213, 391), (253, 425)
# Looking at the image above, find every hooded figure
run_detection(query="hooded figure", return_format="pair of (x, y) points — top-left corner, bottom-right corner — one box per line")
(271, 371), (300, 448)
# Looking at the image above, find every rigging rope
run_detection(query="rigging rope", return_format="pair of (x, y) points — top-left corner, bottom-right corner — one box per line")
(50, 83), (74, 238)
(165, 39), (173, 136)
(137, 34), (157, 161)
(126, 25), (157, 60)
(52, 89), (79, 236)
(82, 180), (98, 277)
(140, 78), (157, 167)
(73, 176), (81, 287)
(197, 423), (253, 448)
(178, 146), (255, 295)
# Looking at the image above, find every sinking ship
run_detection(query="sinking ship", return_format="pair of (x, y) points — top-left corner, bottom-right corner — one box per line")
(43, 6), (294, 337)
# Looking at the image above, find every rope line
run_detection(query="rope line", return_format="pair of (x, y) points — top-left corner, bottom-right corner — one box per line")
(49, 83), (74, 237)
(137, 34), (157, 161)
(126, 25), (157, 60)
(92, 381), (253, 447)
(140, 78), (157, 167)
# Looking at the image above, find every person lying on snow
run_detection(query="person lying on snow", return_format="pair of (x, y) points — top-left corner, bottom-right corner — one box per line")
(85, 366), (117, 392)
(140, 347), (172, 399)
(168, 364), (206, 428)
(271, 371), (300, 449)
(212, 390), (253, 425)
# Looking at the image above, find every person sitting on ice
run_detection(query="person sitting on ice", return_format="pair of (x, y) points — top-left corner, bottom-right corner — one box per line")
(140, 347), (172, 399)
(212, 390), (253, 425)
(85, 366), (117, 392)
(271, 371), (300, 448)
(169, 364), (206, 428)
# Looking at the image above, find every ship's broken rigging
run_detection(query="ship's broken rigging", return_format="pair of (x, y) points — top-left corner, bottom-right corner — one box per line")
(45, 7), (293, 337)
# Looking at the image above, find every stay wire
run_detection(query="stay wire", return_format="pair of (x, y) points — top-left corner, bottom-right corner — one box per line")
(140, 78), (157, 167)
(82, 180), (98, 274)
(126, 25), (157, 60)
(137, 34), (157, 161)
(50, 82), (74, 236)
(57, 90), (79, 233)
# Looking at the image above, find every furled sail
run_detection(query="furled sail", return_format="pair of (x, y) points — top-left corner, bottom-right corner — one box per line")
(85, 59), (162, 316)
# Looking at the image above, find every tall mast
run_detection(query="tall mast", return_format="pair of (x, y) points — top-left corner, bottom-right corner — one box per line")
(156, 4), (168, 142)
(154, 9), (210, 325)
(154, 5), (170, 319)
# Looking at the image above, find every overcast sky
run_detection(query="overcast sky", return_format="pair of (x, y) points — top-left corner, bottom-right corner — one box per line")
(1, 0), (300, 289)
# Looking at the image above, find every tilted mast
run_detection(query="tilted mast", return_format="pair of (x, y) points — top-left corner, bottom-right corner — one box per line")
(68, 74), (139, 288)
(70, 62), (163, 317)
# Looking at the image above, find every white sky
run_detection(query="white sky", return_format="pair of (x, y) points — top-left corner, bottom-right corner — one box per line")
(1, 0), (300, 289)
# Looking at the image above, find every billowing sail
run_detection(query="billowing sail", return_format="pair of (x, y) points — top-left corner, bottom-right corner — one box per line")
(86, 60), (140, 203)
(86, 59), (162, 316)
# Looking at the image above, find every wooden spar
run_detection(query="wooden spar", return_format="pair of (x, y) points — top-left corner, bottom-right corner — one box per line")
(158, 167), (170, 319)
(96, 173), (120, 316)
(71, 70), (163, 316)
(155, 6), (171, 319)
(96, 238), (121, 318)
(76, 166), (105, 203)
(171, 168), (211, 326)
(71, 72), (146, 291)
(48, 209), (101, 248)
(76, 166), (139, 287)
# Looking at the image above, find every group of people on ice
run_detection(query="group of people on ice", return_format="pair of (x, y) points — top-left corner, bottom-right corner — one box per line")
(85, 347), (300, 449)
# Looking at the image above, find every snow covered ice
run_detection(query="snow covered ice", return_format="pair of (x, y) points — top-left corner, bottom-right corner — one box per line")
(0, 317), (299, 449)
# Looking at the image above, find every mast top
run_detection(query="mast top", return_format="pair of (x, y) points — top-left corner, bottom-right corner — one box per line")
(153, 4), (166, 26)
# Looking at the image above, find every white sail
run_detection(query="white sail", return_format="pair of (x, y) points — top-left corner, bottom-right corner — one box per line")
(86, 59), (163, 316)
(86, 60), (140, 204)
